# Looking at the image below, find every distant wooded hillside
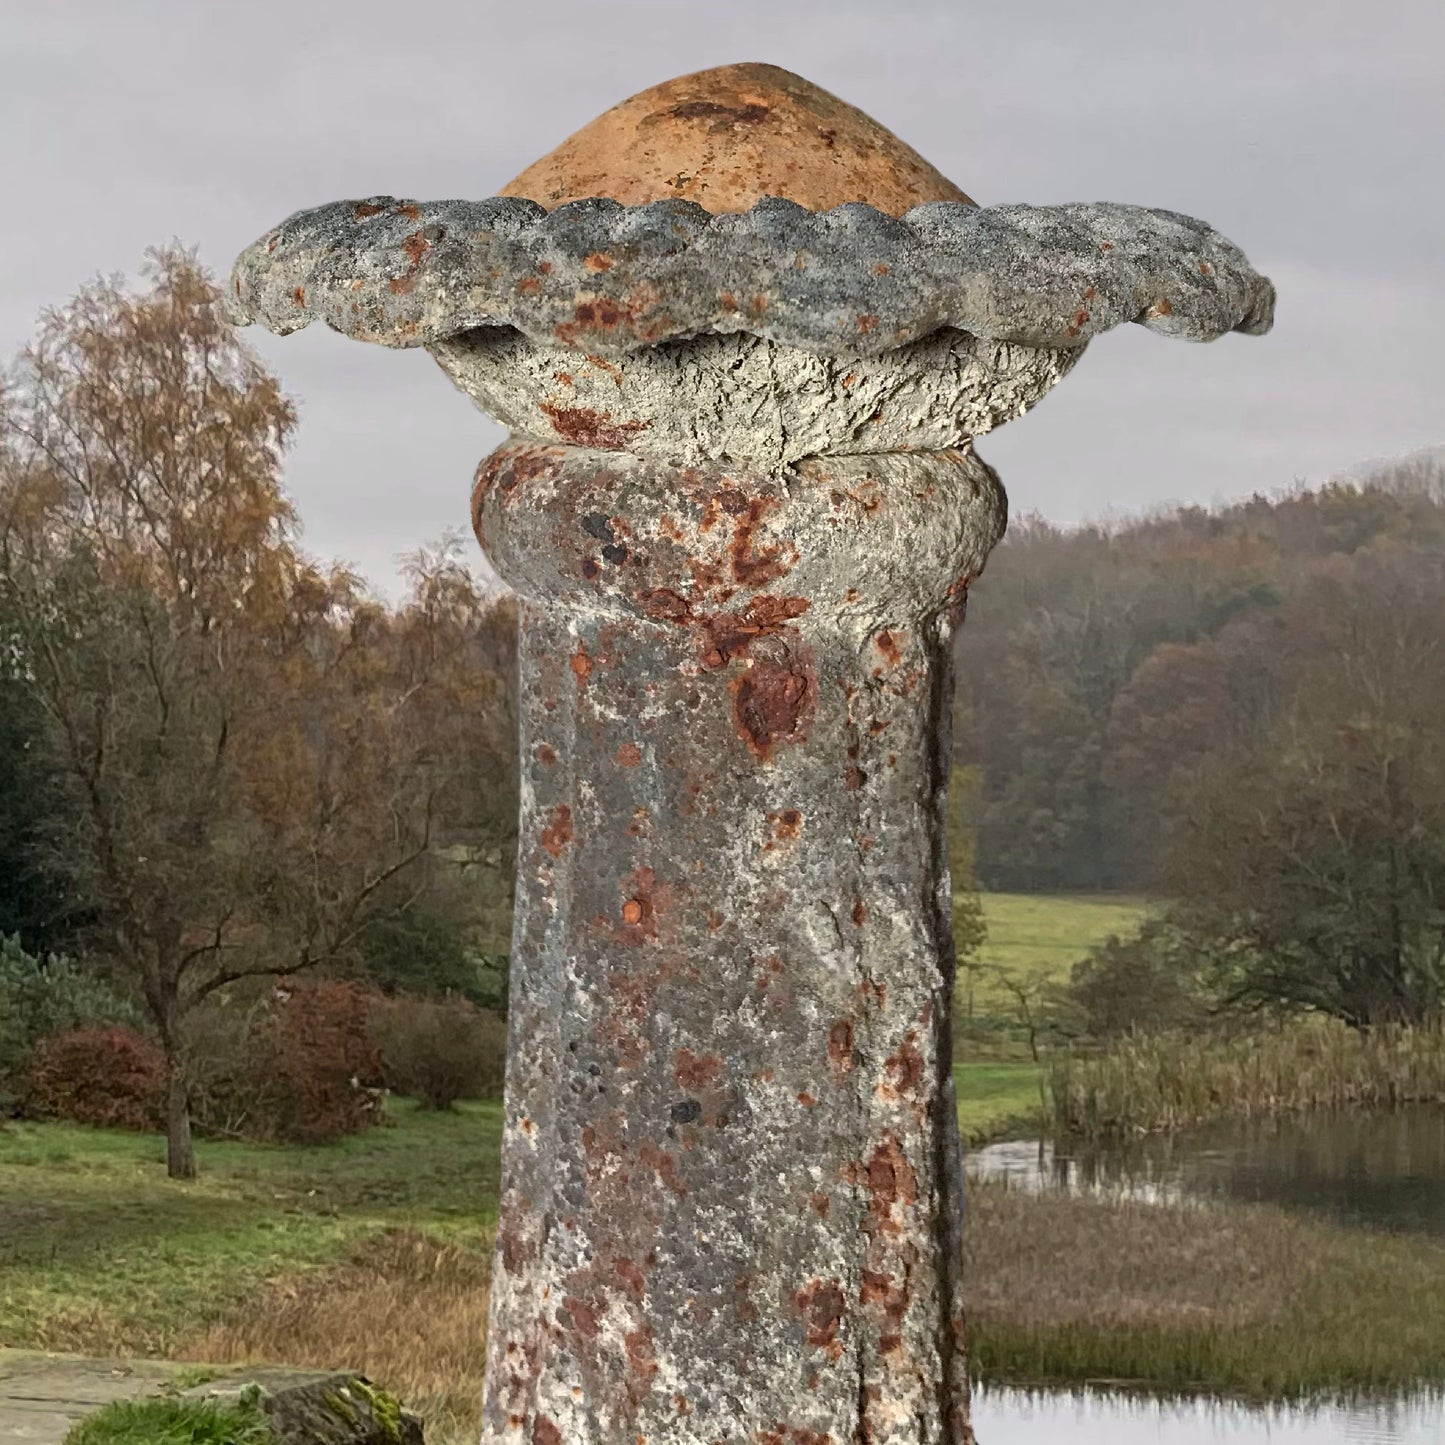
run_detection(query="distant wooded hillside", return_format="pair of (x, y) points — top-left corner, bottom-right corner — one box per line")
(955, 454), (1445, 894)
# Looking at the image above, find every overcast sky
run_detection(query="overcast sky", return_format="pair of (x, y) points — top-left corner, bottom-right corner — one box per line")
(3, 0), (1441, 594)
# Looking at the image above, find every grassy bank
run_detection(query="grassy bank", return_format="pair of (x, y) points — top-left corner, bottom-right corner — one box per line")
(1049, 1019), (1445, 1139)
(0, 1105), (503, 1352)
(7, 1101), (1445, 1442)
(953, 1061), (1046, 1143)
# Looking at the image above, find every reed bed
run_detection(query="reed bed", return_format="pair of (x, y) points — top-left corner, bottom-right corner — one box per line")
(966, 1180), (1445, 1400)
(1048, 1019), (1445, 1140)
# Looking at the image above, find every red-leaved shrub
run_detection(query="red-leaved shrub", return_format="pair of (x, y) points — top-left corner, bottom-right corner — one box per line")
(245, 980), (386, 1144)
(27, 1025), (165, 1130)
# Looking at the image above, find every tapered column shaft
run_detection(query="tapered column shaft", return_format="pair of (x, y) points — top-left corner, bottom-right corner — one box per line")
(474, 441), (1004, 1445)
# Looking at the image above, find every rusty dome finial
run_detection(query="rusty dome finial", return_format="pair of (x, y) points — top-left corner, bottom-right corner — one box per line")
(498, 61), (974, 217)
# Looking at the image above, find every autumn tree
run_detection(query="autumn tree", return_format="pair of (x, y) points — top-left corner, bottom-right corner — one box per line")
(1167, 541), (1445, 1028)
(0, 251), (492, 1176)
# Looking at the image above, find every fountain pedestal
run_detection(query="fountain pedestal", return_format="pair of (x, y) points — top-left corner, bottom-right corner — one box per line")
(473, 440), (1005, 1445)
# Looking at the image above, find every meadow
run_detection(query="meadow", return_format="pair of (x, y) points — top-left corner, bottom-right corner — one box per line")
(11, 890), (1442, 1442)
(7, 1102), (1445, 1445)
(956, 891), (1151, 1040)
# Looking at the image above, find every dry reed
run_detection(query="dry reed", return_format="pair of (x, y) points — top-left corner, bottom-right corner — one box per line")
(173, 1182), (1445, 1440)
(183, 1230), (493, 1445)
(1049, 1019), (1445, 1140)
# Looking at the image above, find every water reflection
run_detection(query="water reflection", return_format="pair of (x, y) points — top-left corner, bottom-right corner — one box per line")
(974, 1386), (1445, 1443)
(969, 1106), (1445, 1237)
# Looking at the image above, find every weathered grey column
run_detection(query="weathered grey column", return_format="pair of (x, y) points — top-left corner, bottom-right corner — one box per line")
(472, 441), (1000, 1444)
(226, 60), (1274, 1445)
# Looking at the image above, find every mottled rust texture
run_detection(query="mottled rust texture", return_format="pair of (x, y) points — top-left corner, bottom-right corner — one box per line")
(222, 61), (1276, 1445)
(498, 62), (974, 217)
(474, 442), (1004, 1445)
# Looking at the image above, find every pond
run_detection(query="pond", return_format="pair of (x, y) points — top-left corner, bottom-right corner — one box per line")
(968, 1107), (1445, 1440)
(968, 1104), (1445, 1237)
(975, 1386), (1444, 1443)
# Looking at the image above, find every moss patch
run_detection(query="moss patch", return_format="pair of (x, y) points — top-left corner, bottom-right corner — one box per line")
(64, 1396), (275, 1444)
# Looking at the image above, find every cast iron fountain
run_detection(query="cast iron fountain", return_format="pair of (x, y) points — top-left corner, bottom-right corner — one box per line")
(228, 61), (1274, 1445)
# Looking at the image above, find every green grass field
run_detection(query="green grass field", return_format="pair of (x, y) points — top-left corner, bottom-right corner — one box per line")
(956, 891), (1152, 1040)
(974, 892), (1153, 978)
(953, 1061), (1045, 1143)
(0, 1103), (505, 1356)
(7, 1098), (1445, 1437)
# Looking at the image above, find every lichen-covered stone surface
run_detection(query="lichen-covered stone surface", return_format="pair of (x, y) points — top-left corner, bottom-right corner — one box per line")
(225, 195), (1274, 359)
(224, 59), (1276, 1443)
(473, 441), (1004, 1445)
(204, 1373), (424, 1444)
(434, 329), (1078, 469)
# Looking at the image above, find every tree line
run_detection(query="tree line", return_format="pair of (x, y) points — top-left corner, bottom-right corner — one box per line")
(957, 453), (1445, 1030)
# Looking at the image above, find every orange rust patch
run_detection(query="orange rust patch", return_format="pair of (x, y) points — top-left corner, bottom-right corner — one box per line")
(562, 1295), (600, 1338)
(625, 1326), (659, 1384)
(569, 645), (593, 686)
(636, 587), (693, 625)
(539, 402), (650, 449)
(616, 741), (643, 767)
(638, 1141), (687, 1196)
(731, 654), (813, 762)
(674, 1048), (723, 1090)
(884, 1030), (926, 1097)
(792, 1278), (846, 1351)
(873, 630), (902, 667)
(615, 1257), (646, 1299)
(387, 229), (432, 295)
(728, 494), (795, 588)
(584, 252), (615, 272)
(621, 899), (645, 925)
(864, 1136), (918, 1233)
(765, 808), (804, 847)
(539, 804), (573, 859)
